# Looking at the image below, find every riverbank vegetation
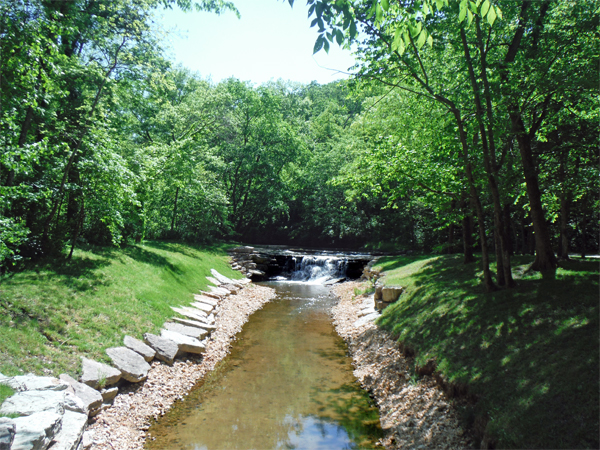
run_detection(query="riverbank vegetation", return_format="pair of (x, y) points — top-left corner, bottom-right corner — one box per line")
(0, 241), (240, 377)
(374, 254), (599, 449)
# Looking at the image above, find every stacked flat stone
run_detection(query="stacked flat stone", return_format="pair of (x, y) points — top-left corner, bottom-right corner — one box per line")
(0, 269), (248, 450)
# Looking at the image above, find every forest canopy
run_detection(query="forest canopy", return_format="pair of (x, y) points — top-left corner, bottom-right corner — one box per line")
(1, 0), (598, 288)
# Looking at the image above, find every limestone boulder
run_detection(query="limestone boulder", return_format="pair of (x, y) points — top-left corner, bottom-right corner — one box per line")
(143, 333), (179, 365)
(199, 291), (220, 300)
(99, 387), (118, 403)
(47, 409), (87, 450)
(207, 285), (230, 296)
(80, 358), (121, 389)
(123, 336), (155, 362)
(205, 276), (221, 286)
(59, 375), (102, 414)
(247, 269), (266, 280)
(221, 284), (238, 294)
(11, 410), (62, 450)
(382, 285), (404, 302)
(105, 347), (150, 383)
(160, 330), (206, 355)
(0, 390), (64, 417)
(193, 295), (218, 306)
(374, 285), (383, 301)
(171, 317), (216, 331)
(190, 301), (214, 314)
(230, 246), (254, 253)
(1, 375), (68, 393)
(163, 322), (208, 339)
(0, 418), (16, 450)
(171, 306), (207, 323)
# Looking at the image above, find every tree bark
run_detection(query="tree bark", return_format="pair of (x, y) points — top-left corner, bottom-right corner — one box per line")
(171, 187), (179, 233)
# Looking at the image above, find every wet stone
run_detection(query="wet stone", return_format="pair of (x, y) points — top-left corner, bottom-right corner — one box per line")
(123, 335), (156, 362)
(106, 347), (150, 383)
(80, 358), (122, 389)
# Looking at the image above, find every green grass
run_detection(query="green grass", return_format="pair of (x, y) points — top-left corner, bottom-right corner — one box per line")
(0, 241), (242, 378)
(373, 254), (599, 449)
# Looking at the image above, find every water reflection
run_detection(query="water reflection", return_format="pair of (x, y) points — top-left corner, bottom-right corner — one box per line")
(146, 282), (382, 450)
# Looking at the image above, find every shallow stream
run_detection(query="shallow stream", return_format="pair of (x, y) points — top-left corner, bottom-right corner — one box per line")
(145, 281), (382, 449)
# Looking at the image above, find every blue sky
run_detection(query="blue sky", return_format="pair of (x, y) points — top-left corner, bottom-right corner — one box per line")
(156, 0), (356, 85)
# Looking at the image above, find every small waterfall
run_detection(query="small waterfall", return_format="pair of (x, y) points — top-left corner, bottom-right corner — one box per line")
(290, 256), (348, 284)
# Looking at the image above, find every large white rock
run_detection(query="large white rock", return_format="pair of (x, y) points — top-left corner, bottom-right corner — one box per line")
(58, 375), (102, 414)
(381, 285), (404, 302)
(46, 410), (87, 450)
(0, 390), (64, 417)
(0, 418), (16, 450)
(190, 302), (214, 313)
(171, 306), (207, 323)
(163, 322), (208, 339)
(211, 269), (238, 285)
(1, 376), (68, 393)
(205, 276), (221, 286)
(193, 295), (218, 306)
(199, 291), (220, 300)
(123, 336), (155, 362)
(171, 317), (216, 330)
(11, 410), (62, 450)
(80, 358), (121, 389)
(230, 246), (254, 253)
(159, 330), (206, 354)
(105, 347), (150, 383)
(207, 285), (230, 296)
(143, 334), (179, 365)
(99, 387), (118, 403)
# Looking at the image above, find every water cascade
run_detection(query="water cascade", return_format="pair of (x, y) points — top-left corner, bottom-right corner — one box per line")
(289, 255), (348, 283)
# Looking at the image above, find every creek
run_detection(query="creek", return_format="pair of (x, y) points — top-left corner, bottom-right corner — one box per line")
(145, 257), (382, 449)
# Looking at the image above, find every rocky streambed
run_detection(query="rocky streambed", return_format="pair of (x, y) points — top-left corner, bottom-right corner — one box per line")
(331, 281), (473, 450)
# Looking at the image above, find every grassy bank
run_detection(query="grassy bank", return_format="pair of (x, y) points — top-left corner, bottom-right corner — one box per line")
(0, 241), (241, 377)
(373, 254), (599, 449)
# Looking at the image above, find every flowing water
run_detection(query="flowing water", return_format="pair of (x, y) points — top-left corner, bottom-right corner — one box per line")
(146, 260), (381, 450)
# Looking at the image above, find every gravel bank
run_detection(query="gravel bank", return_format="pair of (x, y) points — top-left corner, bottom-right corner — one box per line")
(331, 281), (473, 450)
(87, 283), (275, 450)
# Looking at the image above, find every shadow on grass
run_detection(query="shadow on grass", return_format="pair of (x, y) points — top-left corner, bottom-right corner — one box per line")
(376, 255), (599, 449)
(120, 245), (183, 275)
(142, 240), (234, 258)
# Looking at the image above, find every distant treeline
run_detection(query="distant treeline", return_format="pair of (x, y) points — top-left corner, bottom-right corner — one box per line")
(1, 0), (597, 288)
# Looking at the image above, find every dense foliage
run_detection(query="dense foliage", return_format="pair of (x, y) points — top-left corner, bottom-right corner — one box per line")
(1, 0), (598, 288)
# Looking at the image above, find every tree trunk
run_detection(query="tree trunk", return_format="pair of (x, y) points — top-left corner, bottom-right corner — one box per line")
(171, 186), (179, 233)
(462, 212), (476, 263)
(68, 201), (84, 260)
(558, 192), (571, 259)
(511, 116), (558, 275)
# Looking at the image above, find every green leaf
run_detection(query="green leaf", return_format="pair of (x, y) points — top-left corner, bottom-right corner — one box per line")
(487, 5), (497, 25)
(458, 6), (467, 22)
(496, 6), (503, 19)
(307, 4), (315, 17)
(381, 0), (389, 12)
(375, 4), (383, 23)
(313, 35), (324, 54)
(427, 34), (433, 47)
(480, 0), (490, 18)
(435, 0), (443, 10)
(324, 39), (330, 53)
(467, 9), (473, 26)
(416, 29), (427, 49)
(310, 18), (318, 28)
(335, 29), (343, 45)
(349, 20), (357, 39)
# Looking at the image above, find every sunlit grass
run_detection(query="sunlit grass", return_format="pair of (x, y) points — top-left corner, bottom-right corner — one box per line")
(0, 241), (242, 377)
(373, 254), (599, 449)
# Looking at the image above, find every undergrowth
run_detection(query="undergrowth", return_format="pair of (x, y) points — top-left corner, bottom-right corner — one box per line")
(0, 241), (242, 377)
(373, 254), (599, 449)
